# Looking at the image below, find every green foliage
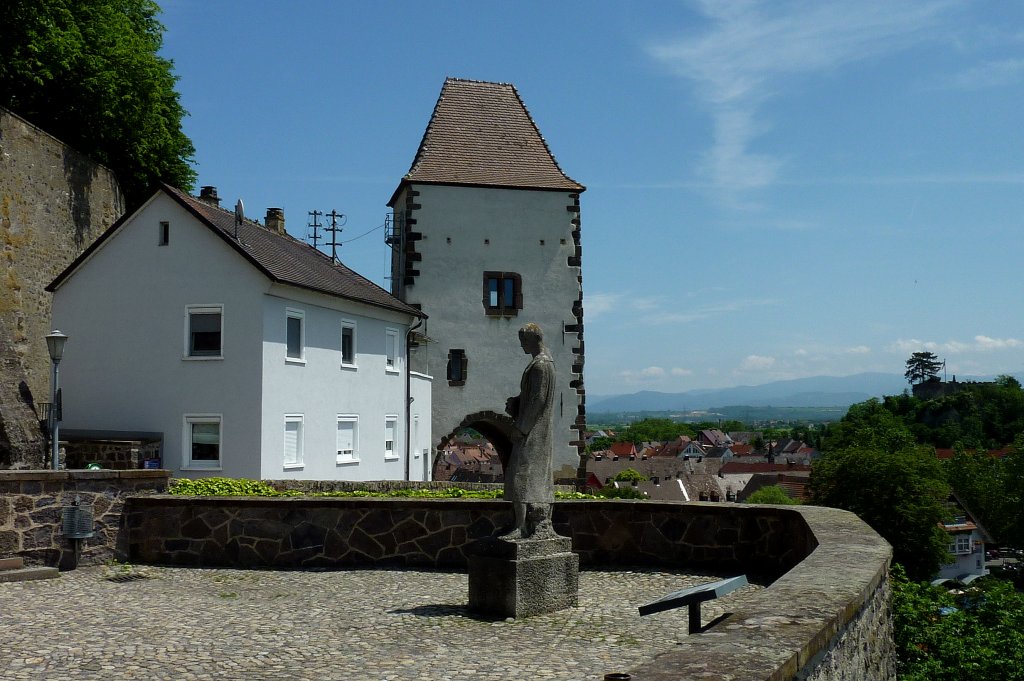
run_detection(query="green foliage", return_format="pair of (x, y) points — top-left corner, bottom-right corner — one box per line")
(0, 0), (196, 203)
(168, 478), (602, 501)
(611, 468), (647, 482)
(823, 398), (916, 453)
(170, 477), (290, 497)
(893, 565), (1024, 680)
(809, 445), (950, 581)
(905, 351), (943, 385)
(744, 485), (799, 505)
(597, 485), (647, 499)
(617, 418), (695, 444)
(947, 435), (1024, 545)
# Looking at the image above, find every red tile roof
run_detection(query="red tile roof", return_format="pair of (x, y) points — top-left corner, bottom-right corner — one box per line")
(391, 78), (583, 202)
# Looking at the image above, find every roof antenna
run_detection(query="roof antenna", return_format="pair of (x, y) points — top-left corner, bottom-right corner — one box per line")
(234, 199), (245, 240)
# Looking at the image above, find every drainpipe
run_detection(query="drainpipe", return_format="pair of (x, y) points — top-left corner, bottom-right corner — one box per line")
(404, 317), (424, 481)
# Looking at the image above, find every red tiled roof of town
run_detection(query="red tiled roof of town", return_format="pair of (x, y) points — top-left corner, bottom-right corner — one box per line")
(609, 442), (637, 457)
(393, 78), (583, 199)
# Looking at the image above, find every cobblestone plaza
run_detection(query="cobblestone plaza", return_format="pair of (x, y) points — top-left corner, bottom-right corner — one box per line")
(1, 565), (758, 680)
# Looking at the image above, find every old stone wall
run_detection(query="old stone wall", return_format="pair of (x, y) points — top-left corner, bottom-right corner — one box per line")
(63, 440), (162, 470)
(0, 107), (123, 468)
(124, 498), (812, 578)
(0, 469), (169, 567)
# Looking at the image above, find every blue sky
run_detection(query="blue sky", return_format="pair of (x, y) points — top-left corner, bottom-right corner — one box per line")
(159, 1), (1024, 396)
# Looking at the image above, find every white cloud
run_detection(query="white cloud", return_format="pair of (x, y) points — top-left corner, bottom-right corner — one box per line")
(938, 58), (1024, 90)
(649, 0), (959, 197)
(585, 292), (621, 319)
(619, 366), (667, 383)
(890, 336), (1023, 354)
(845, 345), (871, 354)
(671, 367), (694, 376)
(739, 354), (776, 370)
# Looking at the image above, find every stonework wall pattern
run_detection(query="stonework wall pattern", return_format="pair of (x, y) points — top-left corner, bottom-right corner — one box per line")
(0, 470), (169, 567)
(0, 107), (124, 467)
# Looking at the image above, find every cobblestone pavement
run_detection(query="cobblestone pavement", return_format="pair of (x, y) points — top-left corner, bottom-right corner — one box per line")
(0, 565), (760, 680)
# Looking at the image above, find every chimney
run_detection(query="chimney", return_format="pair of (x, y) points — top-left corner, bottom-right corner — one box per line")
(198, 186), (220, 207)
(265, 208), (285, 234)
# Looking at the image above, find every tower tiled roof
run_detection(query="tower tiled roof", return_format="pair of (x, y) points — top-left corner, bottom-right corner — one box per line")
(393, 78), (584, 200)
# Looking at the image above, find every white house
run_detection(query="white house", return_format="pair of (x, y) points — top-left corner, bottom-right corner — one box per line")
(935, 494), (992, 584)
(47, 184), (432, 481)
(387, 78), (586, 480)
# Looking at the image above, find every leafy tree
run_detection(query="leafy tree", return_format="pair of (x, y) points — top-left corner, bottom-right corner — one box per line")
(893, 565), (1024, 680)
(618, 418), (695, 444)
(810, 444), (950, 580)
(744, 485), (799, 505)
(822, 398), (916, 453)
(0, 0), (196, 203)
(611, 468), (646, 482)
(905, 351), (942, 385)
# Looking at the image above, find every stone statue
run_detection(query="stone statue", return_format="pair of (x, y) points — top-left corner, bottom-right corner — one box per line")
(501, 323), (556, 540)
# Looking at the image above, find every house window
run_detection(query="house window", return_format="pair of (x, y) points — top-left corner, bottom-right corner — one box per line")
(412, 415), (420, 459)
(447, 349), (467, 386)
(384, 416), (398, 460)
(184, 414), (221, 469)
(337, 415), (358, 463)
(385, 328), (399, 372)
(482, 272), (522, 316)
(186, 305), (223, 358)
(284, 415), (303, 468)
(341, 320), (356, 367)
(159, 221), (169, 246)
(286, 309), (304, 362)
(955, 535), (971, 555)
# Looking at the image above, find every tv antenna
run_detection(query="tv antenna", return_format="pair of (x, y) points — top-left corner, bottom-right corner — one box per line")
(307, 210), (323, 249)
(234, 199), (245, 240)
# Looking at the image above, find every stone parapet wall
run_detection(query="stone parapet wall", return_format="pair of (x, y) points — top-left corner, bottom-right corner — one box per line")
(124, 498), (810, 578)
(0, 469), (169, 567)
(123, 497), (891, 680)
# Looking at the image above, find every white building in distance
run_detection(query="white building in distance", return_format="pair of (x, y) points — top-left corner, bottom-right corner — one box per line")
(387, 78), (586, 481)
(48, 184), (431, 480)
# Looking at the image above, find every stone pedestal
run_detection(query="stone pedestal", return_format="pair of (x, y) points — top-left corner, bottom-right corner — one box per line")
(467, 535), (579, 618)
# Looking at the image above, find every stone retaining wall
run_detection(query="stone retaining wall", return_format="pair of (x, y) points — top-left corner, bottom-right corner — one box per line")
(0, 469), (169, 568)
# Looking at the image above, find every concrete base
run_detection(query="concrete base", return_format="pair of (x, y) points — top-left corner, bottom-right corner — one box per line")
(467, 535), (579, 618)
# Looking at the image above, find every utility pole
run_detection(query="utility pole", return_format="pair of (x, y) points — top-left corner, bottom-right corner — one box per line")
(307, 210), (323, 250)
(325, 209), (346, 263)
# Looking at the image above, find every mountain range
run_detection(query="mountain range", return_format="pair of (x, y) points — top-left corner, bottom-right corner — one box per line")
(587, 372), (990, 413)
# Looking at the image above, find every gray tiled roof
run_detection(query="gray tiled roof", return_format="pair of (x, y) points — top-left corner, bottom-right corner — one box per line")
(49, 185), (423, 320)
(397, 78), (584, 194)
(163, 185), (423, 317)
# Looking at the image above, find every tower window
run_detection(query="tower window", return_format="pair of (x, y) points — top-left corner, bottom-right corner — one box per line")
(447, 349), (467, 386)
(482, 272), (522, 316)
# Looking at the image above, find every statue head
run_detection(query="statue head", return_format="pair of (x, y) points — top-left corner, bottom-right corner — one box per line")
(518, 323), (543, 355)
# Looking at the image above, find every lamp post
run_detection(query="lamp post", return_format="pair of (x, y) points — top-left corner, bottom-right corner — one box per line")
(45, 330), (68, 470)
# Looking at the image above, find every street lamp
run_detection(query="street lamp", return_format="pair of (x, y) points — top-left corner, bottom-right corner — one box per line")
(45, 330), (68, 470)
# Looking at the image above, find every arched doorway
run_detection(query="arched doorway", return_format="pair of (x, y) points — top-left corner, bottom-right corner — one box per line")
(432, 410), (517, 482)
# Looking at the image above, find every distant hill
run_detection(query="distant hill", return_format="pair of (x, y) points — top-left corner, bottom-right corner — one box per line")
(589, 373), (910, 412)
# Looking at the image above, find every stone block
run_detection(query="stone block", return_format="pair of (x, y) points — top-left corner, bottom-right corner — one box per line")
(468, 536), (579, 618)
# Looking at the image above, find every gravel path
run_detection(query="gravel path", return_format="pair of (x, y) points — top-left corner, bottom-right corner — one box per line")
(0, 565), (759, 680)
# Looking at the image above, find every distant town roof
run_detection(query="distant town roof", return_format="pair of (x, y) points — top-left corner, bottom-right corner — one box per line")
(390, 78), (584, 204)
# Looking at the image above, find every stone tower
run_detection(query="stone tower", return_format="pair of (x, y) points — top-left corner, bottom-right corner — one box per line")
(388, 78), (585, 480)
